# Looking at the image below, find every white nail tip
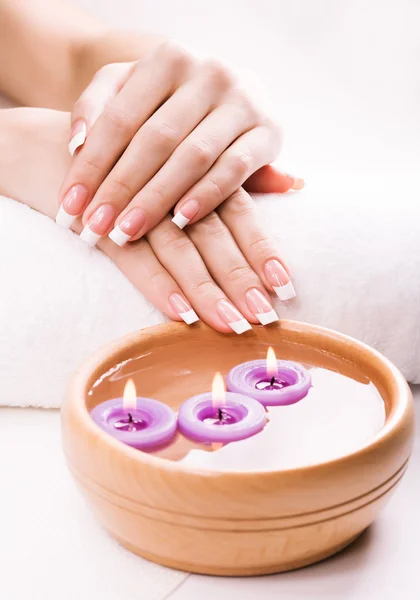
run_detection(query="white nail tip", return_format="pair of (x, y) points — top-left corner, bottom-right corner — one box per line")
(80, 225), (101, 248)
(55, 205), (76, 229)
(229, 319), (252, 334)
(108, 226), (131, 247)
(68, 126), (87, 156)
(172, 212), (190, 229)
(256, 309), (279, 325)
(273, 281), (296, 301)
(179, 309), (200, 325)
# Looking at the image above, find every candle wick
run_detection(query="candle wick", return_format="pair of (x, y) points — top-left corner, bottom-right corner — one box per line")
(127, 412), (133, 423)
(270, 376), (275, 386)
(218, 408), (223, 422)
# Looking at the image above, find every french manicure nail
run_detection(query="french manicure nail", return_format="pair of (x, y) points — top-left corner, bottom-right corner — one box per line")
(80, 204), (115, 247)
(56, 184), (89, 229)
(109, 207), (146, 247)
(169, 293), (200, 325)
(245, 288), (279, 325)
(68, 119), (87, 156)
(216, 299), (252, 334)
(291, 177), (305, 191)
(172, 199), (200, 229)
(264, 259), (296, 301)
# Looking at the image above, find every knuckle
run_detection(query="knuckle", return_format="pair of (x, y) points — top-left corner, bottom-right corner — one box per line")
(106, 175), (134, 198)
(149, 269), (170, 288)
(94, 62), (117, 80)
(224, 264), (253, 285)
(206, 178), (225, 203)
(149, 183), (168, 205)
(193, 211), (221, 235)
(79, 152), (102, 174)
(148, 120), (179, 148)
(158, 228), (192, 254)
(91, 65), (108, 82)
(230, 151), (253, 179)
(238, 97), (259, 122)
(157, 40), (191, 68)
(192, 278), (217, 296)
(188, 138), (214, 166)
(224, 189), (253, 216)
(204, 58), (234, 88)
(248, 235), (273, 257)
(102, 105), (136, 134)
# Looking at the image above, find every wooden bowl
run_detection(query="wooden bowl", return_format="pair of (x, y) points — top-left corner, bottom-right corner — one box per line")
(61, 321), (414, 576)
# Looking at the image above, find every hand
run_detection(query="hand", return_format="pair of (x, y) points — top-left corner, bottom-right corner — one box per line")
(110, 187), (296, 332)
(56, 41), (303, 246)
(3, 108), (295, 333)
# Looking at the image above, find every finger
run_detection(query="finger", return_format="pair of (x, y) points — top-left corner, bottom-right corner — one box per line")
(217, 188), (297, 302)
(172, 125), (280, 228)
(187, 212), (279, 325)
(83, 75), (219, 234)
(101, 237), (200, 325)
(69, 63), (133, 156)
(244, 165), (305, 193)
(107, 104), (254, 245)
(146, 217), (252, 334)
(58, 53), (178, 224)
(64, 211), (198, 324)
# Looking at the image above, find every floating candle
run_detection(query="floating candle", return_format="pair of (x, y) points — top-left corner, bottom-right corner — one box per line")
(226, 347), (312, 406)
(181, 367), (386, 471)
(90, 379), (177, 451)
(177, 373), (267, 443)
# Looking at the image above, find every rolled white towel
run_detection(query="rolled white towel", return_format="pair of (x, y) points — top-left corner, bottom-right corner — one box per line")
(0, 173), (418, 408)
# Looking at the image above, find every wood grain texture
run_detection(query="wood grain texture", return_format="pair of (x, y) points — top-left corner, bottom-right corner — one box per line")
(61, 320), (414, 575)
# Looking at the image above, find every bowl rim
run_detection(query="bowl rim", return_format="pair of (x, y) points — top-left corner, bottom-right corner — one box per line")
(65, 319), (413, 478)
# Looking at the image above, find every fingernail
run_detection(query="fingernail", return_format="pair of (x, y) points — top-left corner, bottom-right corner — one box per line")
(172, 199), (200, 229)
(216, 299), (252, 334)
(291, 177), (305, 191)
(80, 204), (115, 247)
(109, 207), (146, 247)
(264, 259), (296, 301)
(283, 174), (305, 191)
(56, 184), (89, 229)
(245, 288), (279, 325)
(169, 293), (200, 325)
(68, 119), (87, 156)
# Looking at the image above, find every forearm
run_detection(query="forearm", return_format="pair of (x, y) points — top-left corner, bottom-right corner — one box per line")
(0, 0), (163, 109)
(0, 108), (70, 214)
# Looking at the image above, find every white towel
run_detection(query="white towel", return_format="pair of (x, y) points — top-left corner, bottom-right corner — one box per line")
(1, 172), (419, 409)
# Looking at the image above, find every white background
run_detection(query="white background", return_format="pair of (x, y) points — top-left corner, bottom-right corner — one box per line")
(1, 1), (419, 598)
(75, 0), (420, 177)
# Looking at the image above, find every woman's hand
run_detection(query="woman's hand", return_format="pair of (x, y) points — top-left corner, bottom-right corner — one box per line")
(3, 108), (295, 333)
(56, 41), (302, 247)
(108, 187), (295, 333)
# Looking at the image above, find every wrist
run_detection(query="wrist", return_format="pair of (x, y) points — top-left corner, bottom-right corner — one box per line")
(70, 31), (166, 104)
(0, 109), (23, 201)
(0, 108), (70, 217)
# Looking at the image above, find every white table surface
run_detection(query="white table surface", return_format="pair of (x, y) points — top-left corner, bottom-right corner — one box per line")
(0, 387), (419, 599)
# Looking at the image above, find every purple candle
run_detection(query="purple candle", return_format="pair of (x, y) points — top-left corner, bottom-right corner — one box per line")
(178, 373), (267, 443)
(90, 379), (177, 451)
(226, 347), (311, 406)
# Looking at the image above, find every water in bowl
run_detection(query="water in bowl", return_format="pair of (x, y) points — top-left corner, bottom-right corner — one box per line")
(89, 350), (385, 471)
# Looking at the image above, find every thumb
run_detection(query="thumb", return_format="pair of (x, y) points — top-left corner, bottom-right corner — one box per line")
(244, 165), (304, 194)
(68, 62), (134, 156)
